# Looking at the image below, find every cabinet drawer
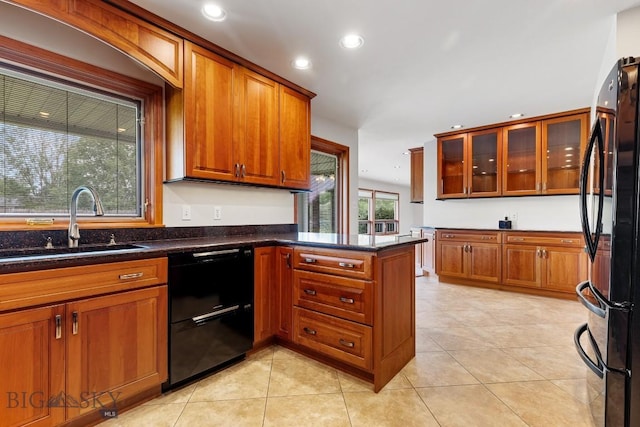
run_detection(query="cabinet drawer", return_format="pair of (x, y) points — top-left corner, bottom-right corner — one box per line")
(437, 230), (502, 243)
(0, 257), (168, 312)
(293, 247), (373, 280)
(505, 233), (584, 247)
(293, 307), (372, 370)
(294, 270), (372, 325)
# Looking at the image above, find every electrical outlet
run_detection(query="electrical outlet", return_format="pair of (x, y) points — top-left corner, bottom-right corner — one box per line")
(510, 212), (518, 221)
(181, 205), (191, 221)
(213, 206), (222, 220)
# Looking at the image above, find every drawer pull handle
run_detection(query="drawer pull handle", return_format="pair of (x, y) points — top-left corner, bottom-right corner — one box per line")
(304, 289), (317, 296)
(304, 258), (317, 264)
(481, 236), (492, 240)
(119, 272), (143, 280)
(72, 311), (78, 335)
(511, 237), (524, 241)
(561, 239), (574, 243)
(339, 297), (355, 304)
(303, 327), (317, 335)
(55, 315), (62, 340)
(443, 234), (454, 238)
(338, 262), (355, 268)
(339, 339), (355, 348)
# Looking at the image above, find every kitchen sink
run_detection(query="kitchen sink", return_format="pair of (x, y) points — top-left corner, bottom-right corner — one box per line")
(0, 243), (147, 260)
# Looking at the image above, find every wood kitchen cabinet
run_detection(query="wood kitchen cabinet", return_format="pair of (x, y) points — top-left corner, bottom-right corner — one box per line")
(167, 41), (312, 190)
(502, 232), (588, 293)
(0, 258), (168, 426)
(436, 230), (501, 283)
(6, 0), (184, 87)
(0, 305), (65, 427)
(65, 286), (167, 420)
(437, 128), (501, 199)
(409, 147), (424, 203)
(254, 246), (276, 345)
(436, 108), (589, 199)
(290, 245), (415, 392)
(502, 112), (588, 195)
(274, 246), (294, 339)
(279, 86), (311, 190)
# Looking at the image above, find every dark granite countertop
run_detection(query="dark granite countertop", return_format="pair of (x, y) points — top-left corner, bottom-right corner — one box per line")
(0, 225), (428, 273)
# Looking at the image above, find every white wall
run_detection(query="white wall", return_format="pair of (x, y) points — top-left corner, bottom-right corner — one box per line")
(358, 178), (422, 235)
(617, 6), (640, 58)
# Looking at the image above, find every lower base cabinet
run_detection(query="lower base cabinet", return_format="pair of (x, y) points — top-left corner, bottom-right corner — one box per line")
(289, 245), (415, 392)
(436, 229), (587, 297)
(0, 258), (168, 427)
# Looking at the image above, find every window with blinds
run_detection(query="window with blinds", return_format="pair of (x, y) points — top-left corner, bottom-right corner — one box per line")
(0, 66), (141, 217)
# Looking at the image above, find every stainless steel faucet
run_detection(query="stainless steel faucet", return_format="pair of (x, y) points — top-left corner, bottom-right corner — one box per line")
(68, 186), (105, 248)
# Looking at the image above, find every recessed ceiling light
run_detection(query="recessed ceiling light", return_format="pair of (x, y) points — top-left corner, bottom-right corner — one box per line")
(202, 3), (227, 21)
(451, 124), (463, 129)
(510, 113), (524, 119)
(292, 57), (312, 70)
(340, 34), (364, 49)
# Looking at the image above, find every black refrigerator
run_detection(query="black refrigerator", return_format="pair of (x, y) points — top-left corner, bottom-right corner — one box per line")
(575, 56), (640, 426)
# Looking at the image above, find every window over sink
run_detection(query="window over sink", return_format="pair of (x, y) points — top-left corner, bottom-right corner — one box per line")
(0, 67), (141, 217)
(0, 36), (164, 229)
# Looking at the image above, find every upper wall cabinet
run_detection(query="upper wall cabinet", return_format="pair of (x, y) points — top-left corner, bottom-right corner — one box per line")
(409, 147), (424, 203)
(436, 109), (589, 199)
(7, 0), (184, 87)
(437, 128), (501, 199)
(166, 41), (312, 190)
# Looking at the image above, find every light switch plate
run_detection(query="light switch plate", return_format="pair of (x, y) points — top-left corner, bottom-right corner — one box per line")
(181, 205), (191, 221)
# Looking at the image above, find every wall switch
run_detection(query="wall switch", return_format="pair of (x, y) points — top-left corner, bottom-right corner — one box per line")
(213, 206), (222, 220)
(181, 205), (192, 221)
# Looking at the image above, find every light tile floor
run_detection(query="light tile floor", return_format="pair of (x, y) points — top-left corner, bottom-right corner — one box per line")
(99, 276), (596, 427)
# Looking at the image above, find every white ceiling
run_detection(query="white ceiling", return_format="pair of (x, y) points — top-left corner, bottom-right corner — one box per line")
(131, 0), (640, 186)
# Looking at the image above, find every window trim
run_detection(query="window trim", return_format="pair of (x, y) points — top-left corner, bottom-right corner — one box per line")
(295, 135), (350, 234)
(0, 35), (163, 230)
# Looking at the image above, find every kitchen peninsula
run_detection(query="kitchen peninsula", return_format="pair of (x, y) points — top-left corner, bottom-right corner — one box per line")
(0, 225), (425, 427)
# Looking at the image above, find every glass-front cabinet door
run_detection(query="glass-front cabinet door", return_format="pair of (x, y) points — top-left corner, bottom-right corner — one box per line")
(469, 129), (501, 197)
(437, 134), (466, 198)
(502, 122), (541, 195)
(542, 113), (588, 194)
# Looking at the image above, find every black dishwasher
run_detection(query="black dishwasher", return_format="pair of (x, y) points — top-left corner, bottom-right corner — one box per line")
(164, 247), (254, 390)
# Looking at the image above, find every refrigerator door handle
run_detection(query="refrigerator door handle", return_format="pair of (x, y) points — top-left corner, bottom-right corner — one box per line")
(575, 281), (606, 318)
(574, 323), (605, 379)
(579, 119), (605, 262)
